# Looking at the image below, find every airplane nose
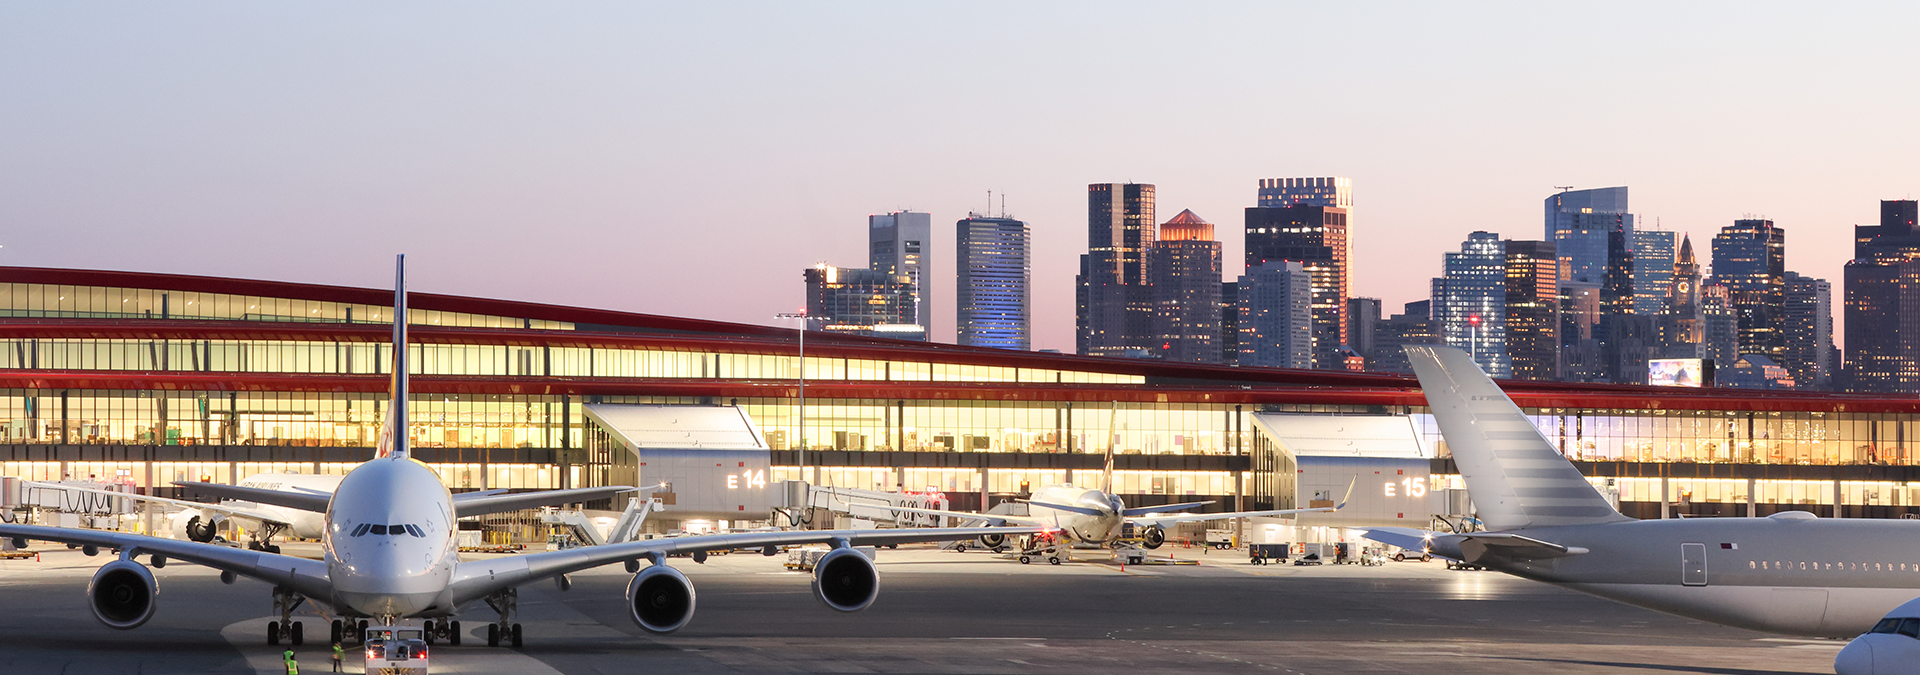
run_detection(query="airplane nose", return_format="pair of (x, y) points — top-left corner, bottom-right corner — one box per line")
(1834, 637), (1874, 675)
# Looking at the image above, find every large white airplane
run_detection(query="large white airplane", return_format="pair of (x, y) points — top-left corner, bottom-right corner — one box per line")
(1362, 345), (1920, 638)
(887, 437), (1352, 556)
(0, 256), (1038, 648)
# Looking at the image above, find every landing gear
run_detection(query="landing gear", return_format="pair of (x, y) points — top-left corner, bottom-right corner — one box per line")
(268, 587), (306, 645)
(331, 619), (343, 645)
(484, 588), (521, 648)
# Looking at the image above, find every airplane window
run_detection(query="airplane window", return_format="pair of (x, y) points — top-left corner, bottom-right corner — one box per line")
(351, 524), (371, 537)
(1872, 619), (1901, 634)
(371, 525), (388, 535)
(388, 524), (406, 536)
(1899, 618), (1920, 639)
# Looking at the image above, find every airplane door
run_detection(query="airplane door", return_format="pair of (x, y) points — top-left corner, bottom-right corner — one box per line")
(1681, 542), (1707, 586)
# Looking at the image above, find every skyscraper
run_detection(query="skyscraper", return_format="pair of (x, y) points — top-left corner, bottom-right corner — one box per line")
(1245, 200), (1349, 369)
(1660, 235), (1707, 359)
(1843, 200), (1920, 393)
(1702, 282), (1740, 366)
(1148, 209), (1222, 363)
(1631, 230), (1677, 316)
(1237, 261), (1312, 369)
(1257, 177), (1353, 208)
(955, 215), (1031, 351)
(803, 264), (925, 341)
(1782, 271), (1833, 390)
(1219, 282), (1240, 366)
(1711, 219), (1787, 363)
(868, 211), (932, 335)
(1346, 297), (1381, 368)
(1370, 300), (1439, 374)
(1076, 183), (1155, 357)
(1545, 187), (1636, 317)
(1433, 232), (1510, 378)
(1503, 240), (1559, 381)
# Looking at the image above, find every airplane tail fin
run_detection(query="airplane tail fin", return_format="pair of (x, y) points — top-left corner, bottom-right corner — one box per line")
(1101, 401), (1117, 494)
(376, 255), (410, 460)
(1405, 345), (1630, 531)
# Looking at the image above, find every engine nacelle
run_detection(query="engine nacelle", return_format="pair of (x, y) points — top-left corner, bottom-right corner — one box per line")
(811, 548), (878, 613)
(1141, 526), (1166, 549)
(977, 533), (1007, 549)
(168, 509), (218, 543)
(88, 560), (158, 629)
(626, 565), (696, 634)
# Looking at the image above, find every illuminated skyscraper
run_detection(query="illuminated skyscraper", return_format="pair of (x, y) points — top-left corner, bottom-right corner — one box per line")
(1433, 232), (1510, 378)
(1631, 230), (1677, 316)
(1257, 176), (1352, 208)
(1711, 219), (1787, 363)
(1545, 187), (1635, 317)
(1346, 297), (1381, 368)
(1237, 261), (1312, 369)
(1503, 240), (1559, 381)
(869, 211), (932, 335)
(1076, 183), (1155, 357)
(1782, 271), (1833, 390)
(955, 215), (1030, 351)
(1149, 209), (1222, 363)
(1245, 202), (1349, 369)
(1660, 235), (1707, 359)
(803, 264), (925, 341)
(1844, 200), (1920, 393)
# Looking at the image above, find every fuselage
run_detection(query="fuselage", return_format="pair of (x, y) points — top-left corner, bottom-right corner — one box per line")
(322, 456), (459, 619)
(1025, 485), (1125, 547)
(1465, 517), (1920, 638)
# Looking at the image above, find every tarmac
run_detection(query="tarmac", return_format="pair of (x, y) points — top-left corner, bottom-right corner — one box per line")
(0, 542), (1845, 674)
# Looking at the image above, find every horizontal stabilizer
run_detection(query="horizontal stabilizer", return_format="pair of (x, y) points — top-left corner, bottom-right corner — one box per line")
(1358, 526), (1437, 553)
(1446, 532), (1590, 564)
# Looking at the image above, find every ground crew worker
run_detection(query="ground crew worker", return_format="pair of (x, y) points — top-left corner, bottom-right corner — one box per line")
(331, 642), (344, 672)
(283, 649), (298, 675)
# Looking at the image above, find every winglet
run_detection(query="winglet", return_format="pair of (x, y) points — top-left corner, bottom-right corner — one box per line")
(1334, 477), (1356, 510)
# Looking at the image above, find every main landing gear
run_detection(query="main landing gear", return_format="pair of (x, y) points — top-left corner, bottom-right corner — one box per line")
(422, 618), (462, 646)
(484, 587), (522, 648)
(266, 587), (306, 646)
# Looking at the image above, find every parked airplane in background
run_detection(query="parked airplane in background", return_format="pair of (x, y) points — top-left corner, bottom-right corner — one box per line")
(0, 256), (1038, 648)
(1362, 345), (1920, 638)
(1836, 597), (1920, 674)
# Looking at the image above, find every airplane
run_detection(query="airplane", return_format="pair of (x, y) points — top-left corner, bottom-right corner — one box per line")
(0, 256), (1040, 648)
(884, 426), (1354, 559)
(1360, 345), (1920, 639)
(1836, 596), (1920, 674)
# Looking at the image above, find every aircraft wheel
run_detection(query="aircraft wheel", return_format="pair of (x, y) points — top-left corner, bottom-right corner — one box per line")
(487, 623), (500, 647)
(330, 619), (343, 645)
(424, 620), (436, 645)
(1048, 556), (1061, 565)
(510, 623), (523, 649)
(268, 621), (280, 646)
(449, 621), (462, 646)
(291, 621), (304, 646)
(1019, 556), (1031, 565)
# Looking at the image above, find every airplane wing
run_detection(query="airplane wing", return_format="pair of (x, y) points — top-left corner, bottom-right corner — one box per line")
(173, 482), (331, 514)
(0, 524), (332, 599)
(1127, 478), (1355, 528)
(23, 481), (287, 526)
(1120, 500), (1216, 517)
(448, 525), (1044, 605)
(875, 504), (1048, 528)
(451, 485), (636, 517)
(1356, 527), (1588, 564)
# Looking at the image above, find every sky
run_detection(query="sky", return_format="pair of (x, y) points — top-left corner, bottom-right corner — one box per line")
(4, 2), (1917, 351)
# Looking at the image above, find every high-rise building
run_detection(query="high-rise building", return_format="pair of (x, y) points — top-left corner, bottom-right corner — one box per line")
(1237, 261), (1312, 369)
(1257, 177), (1353, 208)
(955, 215), (1031, 351)
(1844, 200), (1920, 393)
(1559, 281), (1605, 382)
(1245, 202), (1348, 369)
(1219, 282), (1241, 366)
(1433, 232), (1510, 377)
(1702, 282), (1740, 366)
(1148, 210), (1222, 363)
(1546, 187), (1636, 317)
(803, 264), (925, 341)
(1782, 271), (1833, 390)
(1345, 297), (1381, 368)
(1503, 240), (1559, 381)
(1076, 183), (1155, 357)
(1631, 230), (1677, 316)
(1660, 235), (1707, 359)
(1711, 219), (1787, 363)
(868, 211), (932, 335)
(1370, 300), (1439, 374)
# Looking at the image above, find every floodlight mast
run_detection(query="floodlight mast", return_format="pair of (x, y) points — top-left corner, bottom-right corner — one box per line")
(774, 312), (810, 488)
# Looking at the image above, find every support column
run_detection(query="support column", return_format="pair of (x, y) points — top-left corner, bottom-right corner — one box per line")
(977, 466), (988, 509)
(1747, 478), (1757, 517)
(1660, 476), (1670, 519)
(1835, 479), (1844, 519)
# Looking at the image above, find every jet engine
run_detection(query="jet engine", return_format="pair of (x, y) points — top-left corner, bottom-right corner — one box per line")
(168, 509), (219, 543)
(625, 565), (696, 634)
(1141, 526), (1166, 549)
(977, 533), (1007, 550)
(811, 548), (878, 612)
(88, 560), (158, 629)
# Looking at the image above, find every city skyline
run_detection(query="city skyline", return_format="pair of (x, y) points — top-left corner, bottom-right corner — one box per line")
(3, 4), (1917, 353)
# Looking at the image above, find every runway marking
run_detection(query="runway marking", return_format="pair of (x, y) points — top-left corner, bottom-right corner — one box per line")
(1105, 622), (1313, 674)
(953, 637), (1046, 640)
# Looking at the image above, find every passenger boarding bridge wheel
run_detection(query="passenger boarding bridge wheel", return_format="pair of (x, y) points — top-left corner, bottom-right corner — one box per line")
(1047, 556), (1061, 565)
(1018, 555), (1030, 564)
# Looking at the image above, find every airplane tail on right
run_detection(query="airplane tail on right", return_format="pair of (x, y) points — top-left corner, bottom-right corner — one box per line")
(1405, 345), (1632, 531)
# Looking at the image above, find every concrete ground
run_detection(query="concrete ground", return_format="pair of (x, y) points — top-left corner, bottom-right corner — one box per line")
(0, 543), (1843, 674)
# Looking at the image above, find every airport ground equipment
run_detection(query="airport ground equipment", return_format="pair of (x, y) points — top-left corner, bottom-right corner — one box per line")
(1204, 529), (1235, 550)
(540, 496), (660, 549)
(362, 623), (430, 673)
(1249, 543), (1288, 565)
(785, 545), (877, 571)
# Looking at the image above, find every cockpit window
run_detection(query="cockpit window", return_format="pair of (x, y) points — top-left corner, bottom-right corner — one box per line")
(1899, 618), (1920, 638)
(404, 524), (425, 537)
(350, 523), (425, 537)
(350, 524), (371, 537)
(370, 524), (388, 535)
(1873, 618), (1902, 634)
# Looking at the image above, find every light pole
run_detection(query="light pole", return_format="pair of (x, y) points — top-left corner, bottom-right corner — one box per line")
(774, 312), (809, 487)
(1468, 313), (1481, 365)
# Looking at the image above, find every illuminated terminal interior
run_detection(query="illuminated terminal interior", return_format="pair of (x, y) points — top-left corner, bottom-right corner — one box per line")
(3, 266), (1919, 537)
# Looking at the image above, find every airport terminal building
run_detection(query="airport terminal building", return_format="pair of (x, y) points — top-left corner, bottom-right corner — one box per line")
(3, 266), (1919, 538)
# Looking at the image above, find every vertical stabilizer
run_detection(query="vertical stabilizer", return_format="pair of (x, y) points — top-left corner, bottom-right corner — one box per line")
(377, 255), (410, 460)
(1101, 401), (1117, 494)
(1405, 345), (1630, 531)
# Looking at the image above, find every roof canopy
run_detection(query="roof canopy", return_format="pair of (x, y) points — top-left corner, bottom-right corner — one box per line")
(582, 404), (767, 451)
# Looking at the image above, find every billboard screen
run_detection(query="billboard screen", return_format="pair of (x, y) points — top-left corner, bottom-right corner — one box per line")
(1649, 358), (1710, 387)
